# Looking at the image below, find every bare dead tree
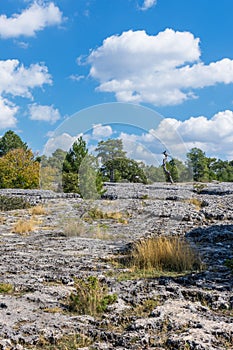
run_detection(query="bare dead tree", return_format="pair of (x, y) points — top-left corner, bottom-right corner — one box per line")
(162, 151), (174, 184)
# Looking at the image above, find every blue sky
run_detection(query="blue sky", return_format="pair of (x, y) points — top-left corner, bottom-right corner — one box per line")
(0, 0), (233, 164)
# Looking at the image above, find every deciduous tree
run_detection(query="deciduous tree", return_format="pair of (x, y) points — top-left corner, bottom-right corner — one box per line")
(0, 148), (39, 189)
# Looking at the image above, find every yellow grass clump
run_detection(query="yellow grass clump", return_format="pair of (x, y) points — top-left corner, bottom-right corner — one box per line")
(30, 205), (47, 215)
(130, 236), (202, 273)
(186, 198), (203, 211)
(12, 218), (36, 235)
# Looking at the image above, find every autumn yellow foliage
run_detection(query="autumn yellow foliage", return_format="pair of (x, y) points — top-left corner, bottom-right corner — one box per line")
(0, 148), (39, 189)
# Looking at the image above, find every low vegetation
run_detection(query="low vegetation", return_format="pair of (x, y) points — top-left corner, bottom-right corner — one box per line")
(12, 218), (36, 235)
(30, 205), (47, 215)
(225, 258), (233, 272)
(67, 276), (117, 316)
(127, 236), (202, 273)
(0, 195), (31, 211)
(0, 282), (14, 294)
(85, 206), (129, 224)
(27, 333), (93, 350)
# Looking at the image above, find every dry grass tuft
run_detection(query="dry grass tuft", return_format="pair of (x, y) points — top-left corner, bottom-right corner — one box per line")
(0, 216), (6, 224)
(86, 207), (129, 224)
(12, 218), (36, 235)
(62, 218), (88, 237)
(30, 205), (47, 215)
(186, 198), (203, 211)
(130, 236), (202, 273)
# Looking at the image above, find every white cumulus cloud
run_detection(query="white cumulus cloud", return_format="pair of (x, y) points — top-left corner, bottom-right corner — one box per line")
(151, 110), (233, 159)
(140, 0), (157, 11)
(0, 59), (52, 98)
(92, 123), (113, 139)
(0, 1), (63, 39)
(29, 104), (61, 124)
(86, 29), (233, 106)
(0, 59), (52, 129)
(0, 97), (18, 129)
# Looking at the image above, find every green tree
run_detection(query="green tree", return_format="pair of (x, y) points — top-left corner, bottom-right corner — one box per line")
(101, 158), (147, 184)
(79, 154), (105, 199)
(167, 159), (179, 182)
(211, 159), (233, 182)
(186, 148), (209, 182)
(95, 139), (127, 164)
(166, 158), (191, 182)
(0, 130), (27, 157)
(62, 137), (104, 197)
(47, 149), (67, 171)
(0, 148), (39, 189)
(40, 149), (67, 191)
(139, 163), (165, 183)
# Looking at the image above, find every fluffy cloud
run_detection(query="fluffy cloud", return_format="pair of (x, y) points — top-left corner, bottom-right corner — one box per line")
(44, 110), (233, 161)
(140, 0), (157, 11)
(0, 59), (52, 97)
(0, 97), (18, 129)
(87, 29), (233, 105)
(151, 110), (233, 159)
(92, 123), (113, 139)
(43, 132), (76, 155)
(29, 104), (61, 124)
(0, 59), (52, 129)
(0, 1), (63, 39)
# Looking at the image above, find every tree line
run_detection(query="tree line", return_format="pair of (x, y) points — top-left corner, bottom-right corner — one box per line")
(0, 130), (233, 197)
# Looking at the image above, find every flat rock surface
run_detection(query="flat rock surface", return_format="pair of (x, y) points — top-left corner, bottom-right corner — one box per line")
(0, 183), (232, 349)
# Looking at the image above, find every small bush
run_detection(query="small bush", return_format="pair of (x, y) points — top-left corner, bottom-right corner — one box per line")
(32, 333), (92, 350)
(0, 283), (13, 294)
(12, 218), (35, 235)
(0, 195), (31, 211)
(62, 218), (88, 237)
(86, 207), (129, 224)
(186, 198), (203, 210)
(225, 259), (233, 272)
(67, 276), (117, 315)
(129, 236), (202, 273)
(193, 183), (207, 194)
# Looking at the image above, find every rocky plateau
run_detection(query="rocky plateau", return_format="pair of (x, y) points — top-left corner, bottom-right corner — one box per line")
(0, 182), (232, 350)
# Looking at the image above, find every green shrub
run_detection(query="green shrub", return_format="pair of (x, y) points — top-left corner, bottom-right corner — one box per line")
(67, 276), (117, 315)
(0, 283), (14, 294)
(0, 195), (31, 211)
(225, 259), (233, 272)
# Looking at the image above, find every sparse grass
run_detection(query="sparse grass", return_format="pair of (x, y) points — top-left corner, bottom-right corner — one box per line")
(225, 258), (233, 273)
(132, 298), (160, 316)
(30, 205), (47, 215)
(186, 197), (203, 210)
(193, 183), (207, 194)
(0, 216), (6, 224)
(85, 206), (129, 224)
(62, 218), (88, 237)
(27, 333), (93, 350)
(67, 276), (117, 316)
(128, 236), (203, 273)
(140, 194), (149, 200)
(112, 268), (185, 281)
(0, 195), (31, 211)
(61, 217), (116, 240)
(0, 282), (14, 294)
(12, 218), (36, 235)
(43, 307), (64, 313)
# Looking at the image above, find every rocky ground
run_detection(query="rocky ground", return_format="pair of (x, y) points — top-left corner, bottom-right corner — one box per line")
(0, 182), (232, 350)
